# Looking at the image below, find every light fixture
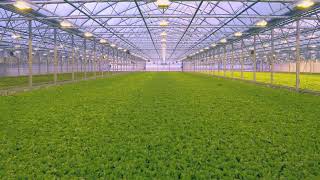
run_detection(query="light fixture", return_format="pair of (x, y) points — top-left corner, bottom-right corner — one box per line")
(124, 49), (127, 52)
(205, 47), (209, 50)
(84, 32), (93, 38)
(256, 20), (268, 27)
(296, 0), (314, 9)
(118, 47), (123, 50)
(234, 32), (243, 37)
(160, 20), (169, 27)
(11, 33), (21, 39)
(100, 39), (107, 44)
(308, 34), (317, 39)
(161, 38), (167, 42)
(13, 0), (32, 10)
(111, 44), (116, 48)
(211, 43), (216, 47)
(156, 0), (170, 9)
(60, 20), (73, 28)
(310, 45), (317, 48)
(160, 32), (167, 36)
(200, 49), (204, 52)
(220, 38), (227, 43)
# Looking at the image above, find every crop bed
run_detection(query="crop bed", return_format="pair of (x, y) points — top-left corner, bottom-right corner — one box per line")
(201, 71), (320, 91)
(0, 72), (320, 178)
(0, 72), (111, 90)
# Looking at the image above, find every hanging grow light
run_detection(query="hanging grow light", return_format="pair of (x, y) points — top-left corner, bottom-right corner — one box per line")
(308, 34), (317, 39)
(200, 49), (204, 52)
(234, 32), (243, 37)
(110, 44), (116, 48)
(211, 43), (216, 47)
(256, 20), (268, 27)
(100, 39), (107, 44)
(205, 47), (209, 50)
(84, 32), (93, 38)
(160, 32), (167, 37)
(156, 0), (170, 9)
(296, 0), (314, 9)
(14, 0), (32, 10)
(11, 33), (21, 39)
(60, 20), (73, 28)
(161, 38), (167, 42)
(220, 38), (227, 43)
(160, 20), (169, 27)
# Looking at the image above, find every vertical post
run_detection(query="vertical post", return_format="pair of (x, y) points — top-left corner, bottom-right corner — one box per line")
(84, 39), (87, 79)
(212, 49), (215, 75)
(271, 29), (275, 84)
(46, 52), (49, 74)
(18, 51), (21, 76)
(28, 19), (33, 88)
(112, 48), (116, 73)
(71, 35), (75, 81)
(206, 52), (209, 73)
(296, 19), (301, 91)
(93, 41), (97, 78)
(101, 46), (104, 77)
(38, 52), (41, 74)
(116, 50), (119, 73)
(241, 40), (244, 79)
(218, 47), (220, 75)
(224, 45), (227, 77)
(231, 43), (234, 78)
(54, 28), (58, 84)
(253, 34), (257, 82)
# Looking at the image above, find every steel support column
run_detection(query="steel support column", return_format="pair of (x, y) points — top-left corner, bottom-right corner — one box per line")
(296, 19), (301, 91)
(28, 19), (33, 88)
(253, 35), (257, 82)
(93, 41), (97, 78)
(54, 28), (58, 84)
(271, 29), (275, 84)
(71, 35), (75, 81)
(241, 40), (244, 79)
(224, 45), (227, 77)
(84, 39), (87, 79)
(231, 43), (234, 78)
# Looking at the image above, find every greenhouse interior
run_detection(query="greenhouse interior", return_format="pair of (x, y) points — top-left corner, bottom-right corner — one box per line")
(1, 0), (320, 178)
